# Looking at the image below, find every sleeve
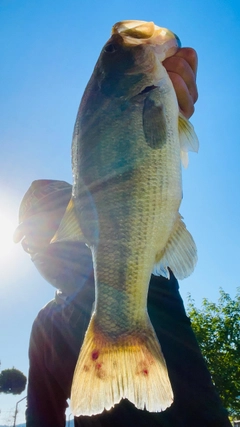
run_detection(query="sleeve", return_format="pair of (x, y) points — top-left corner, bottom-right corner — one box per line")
(25, 303), (68, 427)
(148, 273), (231, 426)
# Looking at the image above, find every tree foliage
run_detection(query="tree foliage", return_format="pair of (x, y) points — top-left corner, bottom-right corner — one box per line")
(0, 368), (27, 395)
(187, 287), (240, 418)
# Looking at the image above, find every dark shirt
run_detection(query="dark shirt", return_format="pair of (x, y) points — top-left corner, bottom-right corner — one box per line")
(26, 273), (231, 427)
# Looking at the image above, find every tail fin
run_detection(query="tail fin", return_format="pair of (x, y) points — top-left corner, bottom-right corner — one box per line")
(70, 314), (173, 416)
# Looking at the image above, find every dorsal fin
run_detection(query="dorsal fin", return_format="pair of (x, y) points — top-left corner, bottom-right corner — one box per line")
(178, 112), (199, 168)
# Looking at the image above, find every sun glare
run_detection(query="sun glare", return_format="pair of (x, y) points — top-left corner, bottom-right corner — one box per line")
(0, 214), (17, 259)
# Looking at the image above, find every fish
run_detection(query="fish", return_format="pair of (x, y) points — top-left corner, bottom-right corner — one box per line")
(53, 19), (199, 416)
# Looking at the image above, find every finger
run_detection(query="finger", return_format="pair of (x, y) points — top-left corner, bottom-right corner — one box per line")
(168, 71), (195, 119)
(163, 55), (198, 104)
(174, 47), (198, 76)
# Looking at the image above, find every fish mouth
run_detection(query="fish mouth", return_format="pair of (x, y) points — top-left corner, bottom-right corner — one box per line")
(112, 20), (157, 40)
(112, 20), (181, 60)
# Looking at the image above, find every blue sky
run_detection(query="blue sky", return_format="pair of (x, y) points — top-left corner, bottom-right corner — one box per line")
(1, 0), (240, 423)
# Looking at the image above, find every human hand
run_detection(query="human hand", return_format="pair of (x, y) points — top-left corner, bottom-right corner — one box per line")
(163, 47), (198, 119)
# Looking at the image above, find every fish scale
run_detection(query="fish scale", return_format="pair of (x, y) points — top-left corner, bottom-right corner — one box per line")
(94, 169), (177, 329)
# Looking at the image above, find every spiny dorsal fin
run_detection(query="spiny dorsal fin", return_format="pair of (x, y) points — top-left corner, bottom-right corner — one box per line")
(178, 112), (199, 168)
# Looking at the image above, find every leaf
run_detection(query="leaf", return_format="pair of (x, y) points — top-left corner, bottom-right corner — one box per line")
(187, 288), (240, 418)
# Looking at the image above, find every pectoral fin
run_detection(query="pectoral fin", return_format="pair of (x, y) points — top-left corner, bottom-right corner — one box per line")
(153, 214), (197, 280)
(51, 198), (85, 244)
(143, 94), (167, 149)
(178, 112), (199, 168)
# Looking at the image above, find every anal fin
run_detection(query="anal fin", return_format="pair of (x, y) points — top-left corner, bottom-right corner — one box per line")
(154, 214), (197, 280)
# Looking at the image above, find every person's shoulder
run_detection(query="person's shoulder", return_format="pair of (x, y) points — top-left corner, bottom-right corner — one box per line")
(40, 298), (58, 313)
(32, 298), (58, 326)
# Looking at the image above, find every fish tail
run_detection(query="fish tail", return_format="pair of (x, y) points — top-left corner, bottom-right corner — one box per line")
(70, 314), (173, 416)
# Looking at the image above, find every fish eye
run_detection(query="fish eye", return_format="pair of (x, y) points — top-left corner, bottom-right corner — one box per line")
(104, 43), (118, 53)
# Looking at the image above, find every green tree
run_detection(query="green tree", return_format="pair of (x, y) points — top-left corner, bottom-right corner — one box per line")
(187, 288), (240, 419)
(0, 368), (27, 395)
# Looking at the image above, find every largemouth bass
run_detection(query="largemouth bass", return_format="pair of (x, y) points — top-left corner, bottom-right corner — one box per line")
(54, 20), (198, 416)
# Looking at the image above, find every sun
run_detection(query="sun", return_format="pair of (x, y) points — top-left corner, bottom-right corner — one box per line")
(0, 213), (17, 259)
